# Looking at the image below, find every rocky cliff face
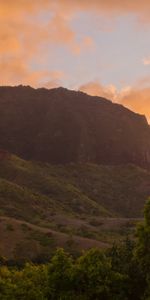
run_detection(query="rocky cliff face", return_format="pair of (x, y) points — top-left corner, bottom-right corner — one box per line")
(0, 85), (150, 168)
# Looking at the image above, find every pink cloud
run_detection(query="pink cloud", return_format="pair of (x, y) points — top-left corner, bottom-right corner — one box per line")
(79, 80), (150, 121)
(1, 0), (150, 87)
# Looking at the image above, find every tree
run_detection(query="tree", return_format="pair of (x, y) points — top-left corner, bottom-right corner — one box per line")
(135, 198), (150, 299)
(136, 198), (150, 272)
(109, 238), (145, 300)
(74, 248), (126, 300)
(47, 248), (74, 300)
(0, 264), (48, 300)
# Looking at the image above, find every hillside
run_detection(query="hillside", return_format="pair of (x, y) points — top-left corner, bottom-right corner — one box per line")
(1, 86), (150, 261)
(0, 86), (150, 168)
(0, 154), (150, 260)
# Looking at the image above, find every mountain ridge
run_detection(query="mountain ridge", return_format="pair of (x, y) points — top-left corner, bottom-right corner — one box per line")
(0, 85), (150, 168)
(0, 84), (148, 120)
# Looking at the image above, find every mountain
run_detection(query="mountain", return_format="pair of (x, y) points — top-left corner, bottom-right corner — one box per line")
(0, 85), (150, 261)
(0, 154), (150, 260)
(0, 85), (150, 168)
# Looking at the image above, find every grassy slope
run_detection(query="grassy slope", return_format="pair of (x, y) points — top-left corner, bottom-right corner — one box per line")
(0, 155), (150, 260)
(0, 156), (110, 223)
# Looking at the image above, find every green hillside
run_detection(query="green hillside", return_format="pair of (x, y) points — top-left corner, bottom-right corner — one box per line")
(0, 154), (150, 260)
(0, 155), (110, 223)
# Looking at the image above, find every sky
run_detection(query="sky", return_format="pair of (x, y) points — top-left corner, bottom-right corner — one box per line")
(1, 0), (150, 120)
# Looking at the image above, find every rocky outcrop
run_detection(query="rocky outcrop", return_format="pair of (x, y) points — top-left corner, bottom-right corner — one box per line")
(0, 85), (150, 168)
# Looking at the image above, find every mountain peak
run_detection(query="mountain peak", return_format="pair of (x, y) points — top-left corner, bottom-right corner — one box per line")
(0, 85), (150, 168)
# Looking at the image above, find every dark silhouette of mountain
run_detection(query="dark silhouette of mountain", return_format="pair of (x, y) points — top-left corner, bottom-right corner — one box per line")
(0, 85), (150, 168)
(1, 86), (150, 259)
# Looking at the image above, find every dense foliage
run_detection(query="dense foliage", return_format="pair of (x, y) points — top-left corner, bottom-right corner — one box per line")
(1, 199), (150, 300)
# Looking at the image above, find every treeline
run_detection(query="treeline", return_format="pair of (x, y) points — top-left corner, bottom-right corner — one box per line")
(1, 200), (150, 300)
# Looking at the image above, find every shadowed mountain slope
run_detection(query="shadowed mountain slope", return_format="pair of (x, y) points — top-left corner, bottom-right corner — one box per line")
(0, 86), (150, 168)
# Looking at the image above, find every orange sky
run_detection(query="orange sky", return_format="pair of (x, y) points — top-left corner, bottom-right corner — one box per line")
(0, 0), (150, 121)
(80, 81), (150, 122)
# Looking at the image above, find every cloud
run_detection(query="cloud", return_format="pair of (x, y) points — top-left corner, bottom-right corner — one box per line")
(79, 81), (118, 101)
(39, 71), (65, 89)
(143, 57), (150, 65)
(79, 80), (150, 122)
(120, 88), (150, 122)
(57, 0), (150, 19)
(1, 0), (150, 87)
(0, 0), (97, 86)
(5, 0), (150, 20)
(0, 54), (64, 87)
(79, 81), (132, 102)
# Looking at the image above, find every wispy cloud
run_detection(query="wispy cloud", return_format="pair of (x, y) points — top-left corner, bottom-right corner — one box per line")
(1, 0), (150, 91)
(79, 81), (132, 102)
(0, 0), (95, 86)
(143, 57), (150, 65)
(79, 79), (150, 122)
(79, 81), (118, 101)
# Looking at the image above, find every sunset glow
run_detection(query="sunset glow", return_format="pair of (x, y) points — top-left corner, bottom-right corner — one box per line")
(1, 0), (150, 119)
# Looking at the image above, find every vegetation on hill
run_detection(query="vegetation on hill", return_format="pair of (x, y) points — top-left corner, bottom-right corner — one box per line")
(0, 199), (150, 300)
(0, 155), (150, 220)
(0, 86), (150, 297)
(0, 154), (150, 260)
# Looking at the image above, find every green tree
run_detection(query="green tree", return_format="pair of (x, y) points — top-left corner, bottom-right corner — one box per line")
(136, 199), (150, 272)
(109, 238), (145, 300)
(0, 264), (48, 300)
(74, 248), (125, 300)
(47, 248), (74, 300)
(135, 198), (150, 299)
